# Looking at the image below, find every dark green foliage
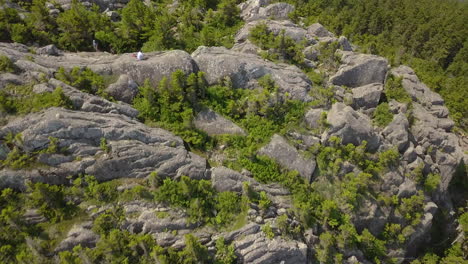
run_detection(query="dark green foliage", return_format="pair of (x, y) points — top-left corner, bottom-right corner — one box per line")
(373, 102), (394, 127)
(55, 67), (106, 96)
(358, 229), (386, 262)
(154, 176), (244, 226)
(385, 74), (412, 104)
(424, 173), (441, 193)
(215, 237), (237, 264)
(133, 71), (211, 149)
(56, 0), (111, 51)
(28, 182), (78, 223)
(92, 207), (124, 236)
(0, 55), (14, 72)
(0, 84), (73, 115)
(397, 191), (425, 226)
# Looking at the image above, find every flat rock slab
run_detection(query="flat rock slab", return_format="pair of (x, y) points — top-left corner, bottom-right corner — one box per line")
(258, 134), (315, 182)
(193, 109), (246, 136)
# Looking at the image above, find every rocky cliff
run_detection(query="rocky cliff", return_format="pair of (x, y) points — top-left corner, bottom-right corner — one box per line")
(0, 0), (466, 263)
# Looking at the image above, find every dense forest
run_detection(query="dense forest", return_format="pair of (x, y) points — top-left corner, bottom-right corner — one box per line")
(0, 0), (467, 263)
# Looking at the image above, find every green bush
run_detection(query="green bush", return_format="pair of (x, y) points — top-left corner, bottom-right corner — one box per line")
(28, 182), (78, 223)
(249, 23), (304, 65)
(358, 229), (386, 261)
(373, 102), (394, 127)
(0, 55), (14, 73)
(385, 74), (412, 104)
(424, 173), (441, 193)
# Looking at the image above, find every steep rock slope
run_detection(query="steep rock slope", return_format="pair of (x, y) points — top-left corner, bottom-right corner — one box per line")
(0, 0), (466, 262)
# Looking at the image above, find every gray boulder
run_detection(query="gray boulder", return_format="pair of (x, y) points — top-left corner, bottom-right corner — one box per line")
(23, 209), (47, 225)
(0, 73), (24, 89)
(238, 0), (271, 22)
(303, 46), (319, 61)
(36, 44), (60, 56)
(231, 39), (261, 55)
(258, 134), (316, 182)
(338, 36), (353, 51)
(304, 108), (324, 129)
(193, 109), (246, 136)
(352, 83), (383, 109)
(382, 113), (410, 152)
(105, 74), (139, 103)
(257, 3), (295, 21)
(192, 46), (312, 101)
(239, 0), (294, 22)
(325, 103), (381, 151)
(307, 23), (334, 38)
(330, 51), (388, 87)
(55, 222), (99, 252)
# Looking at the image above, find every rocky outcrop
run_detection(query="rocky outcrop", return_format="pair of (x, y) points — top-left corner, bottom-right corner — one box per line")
(330, 51), (388, 87)
(307, 23), (334, 38)
(105, 74), (139, 103)
(305, 108), (325, 129)
(352, 83), (383, 109)
(0, 107), (207, 188)
(192, 46), (312, 101)
(239, 0), (294, 22)
(233, 231), (308, 264)
(36, 44), (61, 56)
(258, 134), (316, 182)
(325, 103), (381, 151)
(48, 78), (138, 118)
(193, 109), (246, 136)
(382, 113), (410, 152)
(55, 222), (99, 252)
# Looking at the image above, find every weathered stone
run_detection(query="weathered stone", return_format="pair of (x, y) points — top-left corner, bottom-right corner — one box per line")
(36, 44), (60, 56)
(303, 46), (319, 61)
(0, 73), (24, 89)
(23, 209), (47, 225)
(338, 36), (353, 51)
(231, 39), (261, 55)
(105, 74), (139, 103)
(234, 232), (307, 264)
(391, 65), (444, 106)
(325, 103), (381, 151)
(330, 51), (388, 87)
(258, 134), (316, 182)
(352, 83), (383, 109)
(307, 23), (334, 38)
(55, 222), (99, 252)
(382, 113), (410, 152)
(49, 78), (139, 118)
(192, 46), (312, 101)
(193, 109), (246, 136)
(304, 108), (324, 129)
